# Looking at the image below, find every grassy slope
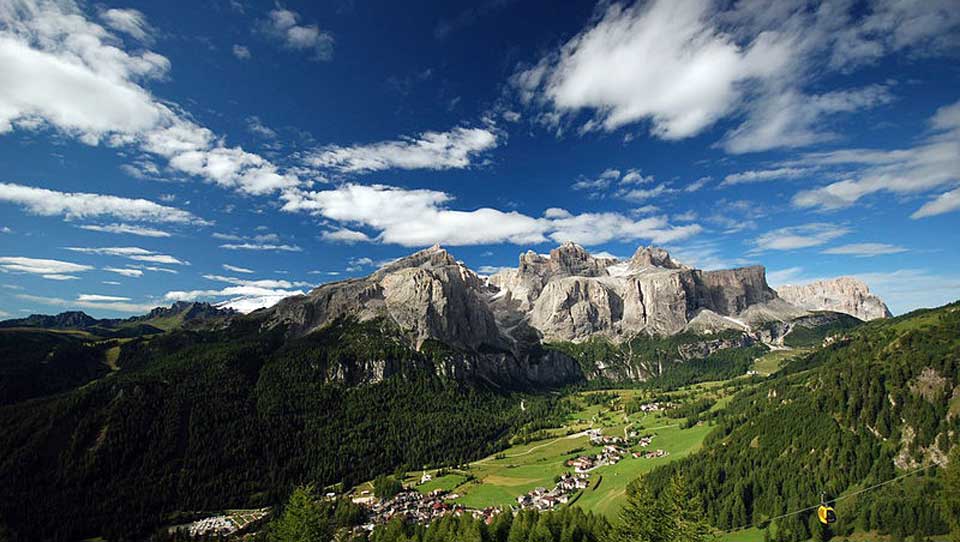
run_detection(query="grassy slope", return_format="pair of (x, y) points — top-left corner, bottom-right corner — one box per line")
(443, 388), (721, 519)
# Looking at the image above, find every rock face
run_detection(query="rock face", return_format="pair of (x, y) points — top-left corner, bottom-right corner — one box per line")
(777, 277), (892, 321)
(265, 244), (505, 351)
(491, 242), (781, 342)
(260, 244), (583, 387)
(255, 242), (891, 386)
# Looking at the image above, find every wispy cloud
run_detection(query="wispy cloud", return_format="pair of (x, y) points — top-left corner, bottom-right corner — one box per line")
(0, 183), (206, 224)
(78, 223), (172, 238)
(0, 256), (92, 280)
(308, 126), (498, 174)
(822, 243), (907, 257)
(258, 8), (334, 61)
(752, 223), (850, 252)
(65, 246), (187, 265)
(17, 293), (158, 314)
(223, 264), (254, 274)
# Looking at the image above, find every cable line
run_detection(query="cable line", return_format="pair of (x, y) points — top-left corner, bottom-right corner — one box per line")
(721, 460), (943, 534)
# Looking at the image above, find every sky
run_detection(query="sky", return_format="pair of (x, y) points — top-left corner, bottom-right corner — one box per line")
(0, 0), (958, 318)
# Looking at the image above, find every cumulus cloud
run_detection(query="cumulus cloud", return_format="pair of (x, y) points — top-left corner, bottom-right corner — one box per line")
(821, 243), (908, 257)
(78, 223), (171, 237)
(320, 228), (373, 244)
(0, 183), (205, 224)
(791, 100), (960, 215)
(752, 223), (850, 252)
(0, 256), (93, 280)
(259, 8), (333, 61)
(513, 0), (954, 152)
(281, 183), (701, 247)
(513, 0), (794, 138)
(0, 1), (301, 196)
(308, 127), (498, 173)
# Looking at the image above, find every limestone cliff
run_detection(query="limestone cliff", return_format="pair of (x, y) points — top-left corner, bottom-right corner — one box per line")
(491, 242), (781, 342)
(777, 277), (892, 321)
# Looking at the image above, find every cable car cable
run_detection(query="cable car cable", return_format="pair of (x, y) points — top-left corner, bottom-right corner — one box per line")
(720, 460), (943, 534)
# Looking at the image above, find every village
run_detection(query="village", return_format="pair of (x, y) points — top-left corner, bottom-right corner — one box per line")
(170, 508), (271, 538)
(359, 489), (502, 530)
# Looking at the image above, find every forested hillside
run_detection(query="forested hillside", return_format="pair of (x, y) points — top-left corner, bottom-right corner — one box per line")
(644, 302), (960, 540)
(0, 318), (571, 541)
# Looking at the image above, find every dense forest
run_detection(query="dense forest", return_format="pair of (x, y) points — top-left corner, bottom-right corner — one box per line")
(644, 303), (960, 540)
(0, 318), (570, 541)
(547, 330), (765, 388)
(1, 302), (957, 541)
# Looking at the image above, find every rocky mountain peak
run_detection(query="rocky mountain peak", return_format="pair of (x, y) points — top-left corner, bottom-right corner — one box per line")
(776, 277), (892, 321)
(548, 241), (608, 277)
(628, 245), (683, 270)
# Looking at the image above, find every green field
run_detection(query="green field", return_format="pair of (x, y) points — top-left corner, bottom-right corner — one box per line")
(430, 388), (723, 519)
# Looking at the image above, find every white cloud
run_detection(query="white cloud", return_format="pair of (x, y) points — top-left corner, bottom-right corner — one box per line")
(282, 183), (701, 247)
(0, 183), (205, 224)
(821, 243), (908, 257)
(547, 211), (702, 246)
(223, 264), (254, 274)
(721, 167), (813, 186)
(513, 0), (794, 139)
(792, 100), (960, 214)
(17, 293), (158, 313)
(77, 294), (130, 302)
(513, 0), (954, 152)
(259, 8), (333, 61)
(219, 243), (301, 252)
(752, 223), (850, 252)
(684, 176), (710, 192)
(78, 223), (171, 237)
(308, 126), (497, 173)
(104, 267), (143, 277)
(0, 1), (302, 197)
(232, 44), (251, 60)
(98, 8), (152, 42)
(0, 256), (92, 280)
(65, 246), (187, 265)
(202, 274), (311, 289)
(164, 285), (303, 313)
(911, 188), (960, 219)
(720, 85), (894, 154)
(320, 228), (372, 244)
(246, 116), (276, 138)
(618, 183), (676, 202)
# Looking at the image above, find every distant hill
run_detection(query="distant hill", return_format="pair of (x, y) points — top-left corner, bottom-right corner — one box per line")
(0, 301), (235, 336)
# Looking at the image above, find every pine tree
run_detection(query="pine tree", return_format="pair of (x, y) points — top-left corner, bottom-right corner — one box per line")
(942, 447), (960, 542)
(269, 485), (332, 542)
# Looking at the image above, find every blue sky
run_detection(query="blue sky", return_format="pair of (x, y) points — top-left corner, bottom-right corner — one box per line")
(0, 0), (958, 317)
